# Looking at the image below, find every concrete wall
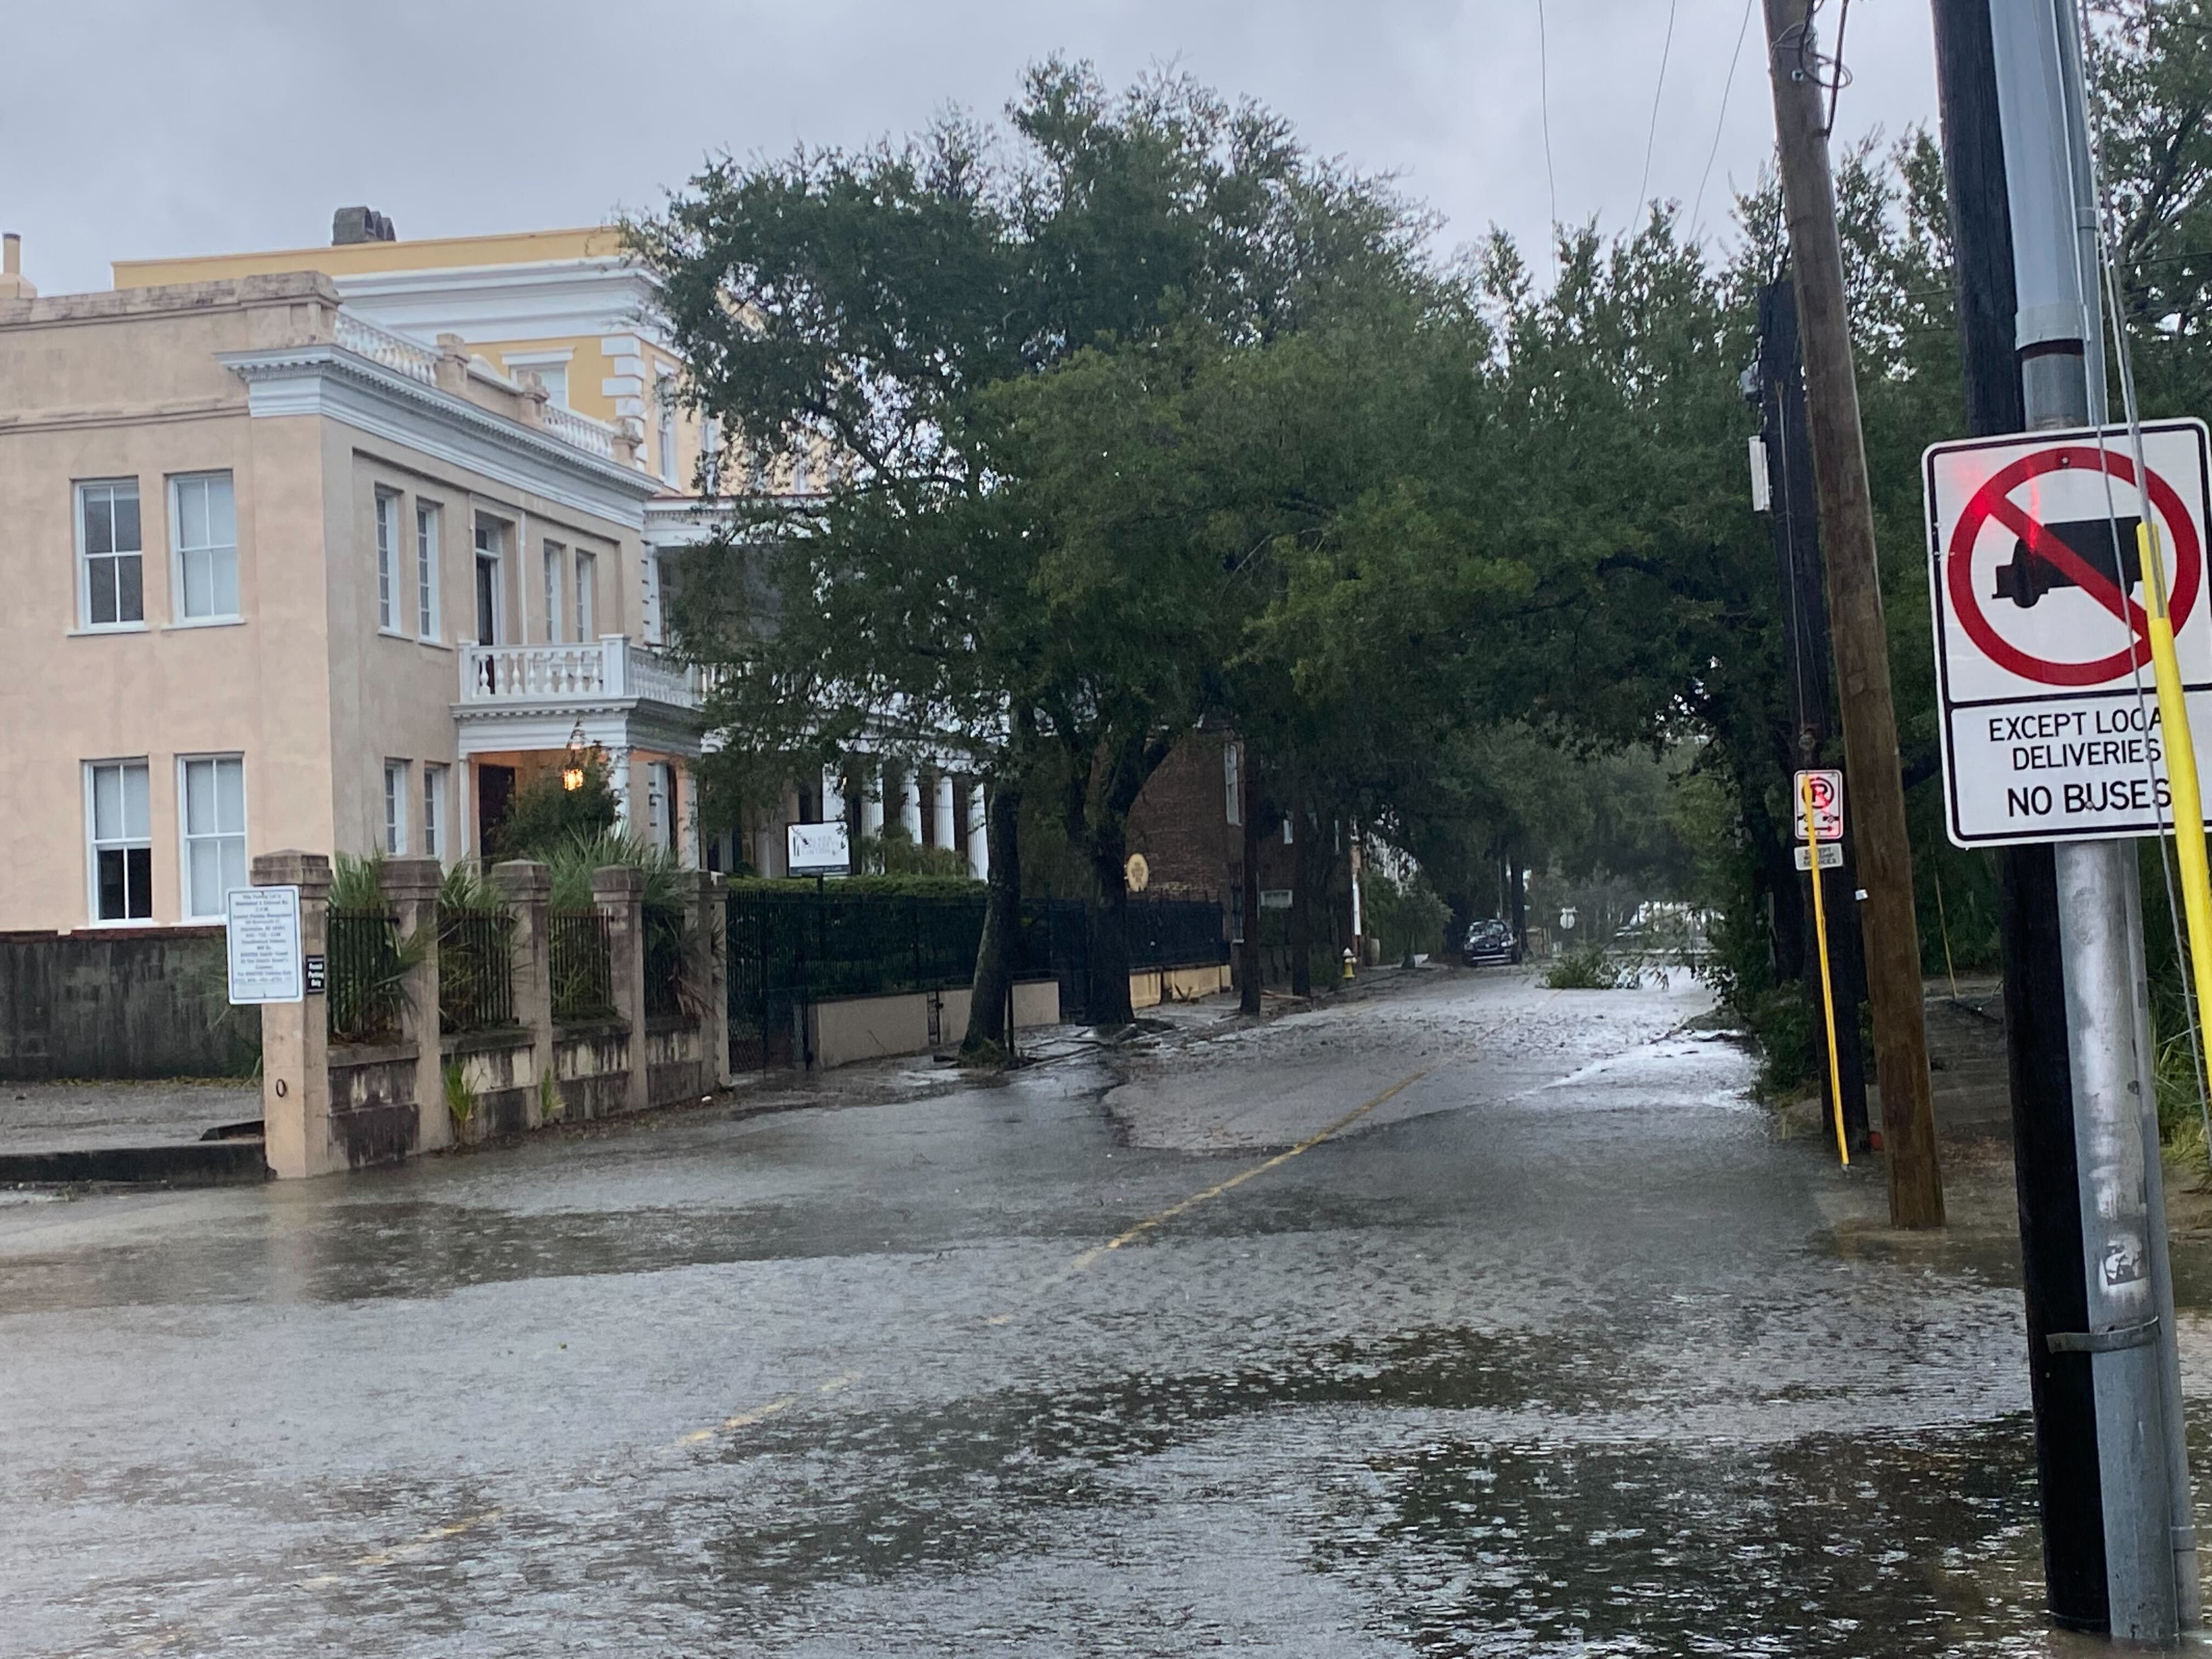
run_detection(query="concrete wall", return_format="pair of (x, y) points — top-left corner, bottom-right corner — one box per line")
(552, 1020), (631, 1122)
(1130, 963), (1233, 1011)
(806, 977), (1064, 1071)
(441, 1029), (537, 1143)
(0, 928), (258, 1080)
(326, 1041), (420, 1168)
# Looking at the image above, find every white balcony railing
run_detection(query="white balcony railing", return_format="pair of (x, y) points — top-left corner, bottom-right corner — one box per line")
(539, 401), (618, 460)
(457, 637), (703, 710)
(334, 312), (438, 386)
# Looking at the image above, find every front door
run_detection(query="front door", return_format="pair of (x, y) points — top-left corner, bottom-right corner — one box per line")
(477, 764), (516, 858)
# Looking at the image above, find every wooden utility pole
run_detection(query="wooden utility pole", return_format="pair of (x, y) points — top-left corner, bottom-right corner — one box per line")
(1760, 0), (1944, 1226)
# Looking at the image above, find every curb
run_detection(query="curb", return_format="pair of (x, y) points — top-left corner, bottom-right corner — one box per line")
(0, 1139), (269, 1187)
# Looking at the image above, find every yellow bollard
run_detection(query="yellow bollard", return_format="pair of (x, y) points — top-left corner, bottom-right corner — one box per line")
(2138, 521), (2212, 1094)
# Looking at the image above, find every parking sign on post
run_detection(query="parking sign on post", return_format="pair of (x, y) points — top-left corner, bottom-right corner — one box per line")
(1925, 419), (2212, 846)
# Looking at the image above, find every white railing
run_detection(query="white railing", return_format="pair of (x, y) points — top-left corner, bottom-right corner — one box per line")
(334, 312), (438, 386)
(457, 637), (703, 710)
(539, 402), (618, 461)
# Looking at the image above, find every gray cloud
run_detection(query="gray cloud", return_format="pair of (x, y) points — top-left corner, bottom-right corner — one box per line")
(0, 1), (1937, 297)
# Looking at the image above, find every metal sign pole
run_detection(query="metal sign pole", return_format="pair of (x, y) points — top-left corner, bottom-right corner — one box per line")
(1989, 0), (2181, 1637)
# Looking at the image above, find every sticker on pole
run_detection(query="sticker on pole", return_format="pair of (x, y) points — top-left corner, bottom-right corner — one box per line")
(1926, 419), (2212, 845)
(1793, 770), (1843, 841)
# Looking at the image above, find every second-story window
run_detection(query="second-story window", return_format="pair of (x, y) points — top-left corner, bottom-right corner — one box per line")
(77, 479), (143, 629)
(656, 376), (679, 487)
(374, 490), (399, 631)
(542, 541), (565, 644)
(383, 760), (409, 855)
(172, 473), (238, 622)
(573, 551), (596, 641)
(416, 501), (441, 640)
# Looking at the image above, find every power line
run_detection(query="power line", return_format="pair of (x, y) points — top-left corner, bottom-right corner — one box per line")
(1637, 0), (1682, 221)
(1538, 0), (1558, 275)
(1691, 0), (1758, 241)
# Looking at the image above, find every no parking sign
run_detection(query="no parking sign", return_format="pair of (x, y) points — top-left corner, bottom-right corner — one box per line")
(1926, 419), (2212, 846)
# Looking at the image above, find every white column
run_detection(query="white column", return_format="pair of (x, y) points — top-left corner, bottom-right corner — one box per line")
(860, 760), (885, 839)
(607, 744), (633, 832)
(899, 769), (923, 842)
(967, 782), (989, 880)
(931, 772), (956, 849)
(822, 763), (846, 825)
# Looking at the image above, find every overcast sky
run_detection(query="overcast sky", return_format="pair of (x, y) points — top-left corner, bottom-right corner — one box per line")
(2, 1), (1939, 299)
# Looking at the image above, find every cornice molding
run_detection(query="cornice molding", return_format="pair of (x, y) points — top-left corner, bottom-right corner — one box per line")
(219, 343), (659, 526)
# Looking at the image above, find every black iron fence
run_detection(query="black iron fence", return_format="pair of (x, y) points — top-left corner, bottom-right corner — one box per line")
(725, 887), (1226, 1064)
(438, 908), (517, 1033)
(328, 909), (405, 1045)
(552, 911), (615, 1022)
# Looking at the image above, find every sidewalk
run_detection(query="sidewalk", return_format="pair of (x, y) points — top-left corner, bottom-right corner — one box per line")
(0, 1079), (263, 1185)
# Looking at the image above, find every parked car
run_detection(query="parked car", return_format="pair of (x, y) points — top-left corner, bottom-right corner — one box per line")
(1463, 918), (1522, 967)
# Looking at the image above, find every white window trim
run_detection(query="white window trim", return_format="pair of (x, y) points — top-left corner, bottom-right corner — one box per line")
(416, 500), (442, 641)
(170, 471), (241, 625)
(422, 763), (447, 863)
(176, 753), (247, 923)
(504, 348), (575, 410)
(574, 550), (596, 643)
(384, 760), (409, 856)
(542, 540), (566, 645)
(474, 517), (508, 646)
(82, 757), (153, 928)
(374, 488), (402, 634)
(74, 478), (146, 634)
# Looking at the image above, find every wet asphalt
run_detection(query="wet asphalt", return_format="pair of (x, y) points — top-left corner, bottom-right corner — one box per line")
(0, 968), (2193, 1655)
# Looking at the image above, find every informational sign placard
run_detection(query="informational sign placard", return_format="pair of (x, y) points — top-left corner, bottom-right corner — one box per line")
(1259, 889), (1294, 910)
(1926, 419), (2212, 845)
(1793, 770), (1844, 841)
(786, 819), (852, 877)
(1794, 843), (1844, 872)
(226, 885), (303, 1004)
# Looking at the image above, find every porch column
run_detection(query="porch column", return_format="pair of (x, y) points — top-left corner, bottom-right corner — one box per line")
(255, 850), (336, 1180)
(822, 763), (847, 826)
(593, 864), (651, 1115)
(931, 771), (956, 849)
(967, 782), (989, 881)
(607, 743), (633, 833)
(380, 857), (447, 1152)
(678, 760), (700, 868)
(899, 769), (923, 842)
(493, 859), (555, 1127)
(860, 759), (884, 853)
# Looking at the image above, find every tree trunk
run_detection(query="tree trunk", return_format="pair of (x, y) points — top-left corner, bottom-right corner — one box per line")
(1086, 831), (1135, 1026)
(961, 777), (1024, 1058)
(1289, 806), (1312, 997)
(1239, 747), (1263, 1013)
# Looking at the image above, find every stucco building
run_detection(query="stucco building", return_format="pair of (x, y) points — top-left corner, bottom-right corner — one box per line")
(0, 224), (708, 934)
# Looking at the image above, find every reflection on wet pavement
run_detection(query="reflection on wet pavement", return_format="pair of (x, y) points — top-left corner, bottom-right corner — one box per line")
(0, 970), (2200, 1655)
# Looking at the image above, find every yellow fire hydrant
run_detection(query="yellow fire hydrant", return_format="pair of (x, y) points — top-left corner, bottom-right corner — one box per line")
(1341, 947), (1356, 982)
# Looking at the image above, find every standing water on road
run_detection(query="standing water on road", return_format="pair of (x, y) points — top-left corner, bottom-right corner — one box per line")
(0, 970), (2186, 1654)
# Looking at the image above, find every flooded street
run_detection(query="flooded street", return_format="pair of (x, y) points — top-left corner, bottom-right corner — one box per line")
(0, 968), (2197, 1655)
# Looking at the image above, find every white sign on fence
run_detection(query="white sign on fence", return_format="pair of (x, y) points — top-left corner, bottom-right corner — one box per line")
(786, 819), (852, 877)
(226, 885), (303, 1004)
(1926, 419), (2212, 846)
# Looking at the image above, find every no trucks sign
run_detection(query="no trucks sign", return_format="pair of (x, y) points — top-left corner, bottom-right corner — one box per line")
(1925, 419), (2212, 847)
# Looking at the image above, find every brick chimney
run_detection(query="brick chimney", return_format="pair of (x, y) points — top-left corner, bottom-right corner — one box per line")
(331, 206), (397, 246)
(0, 232), (36, 300)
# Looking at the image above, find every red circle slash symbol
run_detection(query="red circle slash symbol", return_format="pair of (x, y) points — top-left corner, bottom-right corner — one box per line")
(1946, 445), (2200, 687)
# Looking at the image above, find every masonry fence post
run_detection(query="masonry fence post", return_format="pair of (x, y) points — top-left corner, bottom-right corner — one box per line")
(692, 870), (731, 1090)
(380, 857), (445, 1152)
(255, 850), (334, 1179)
(594, 865), (650, 1115)
(494, 859), (555, 1126)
